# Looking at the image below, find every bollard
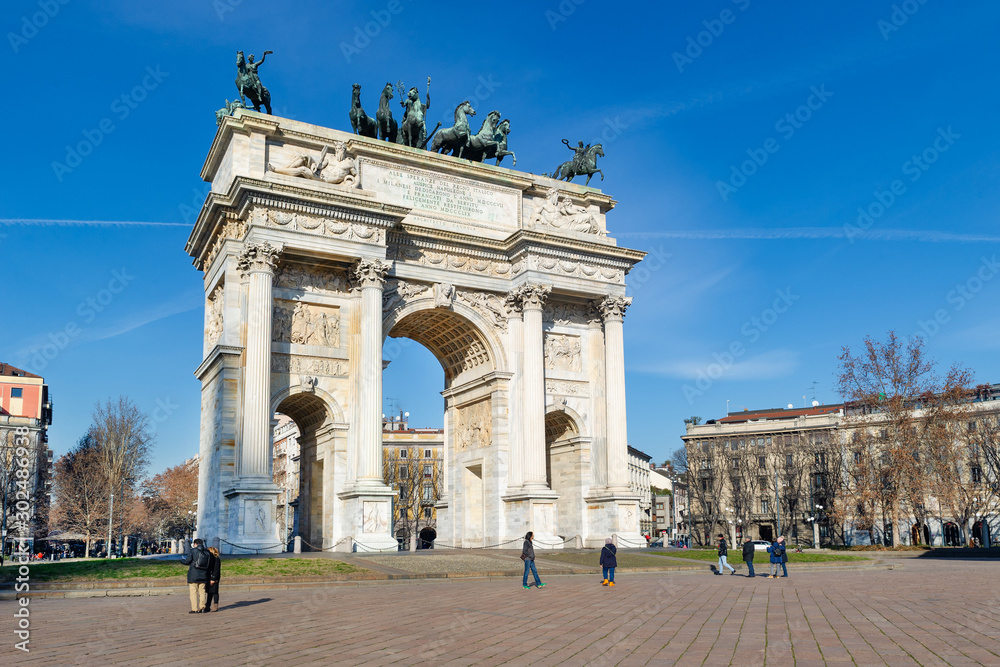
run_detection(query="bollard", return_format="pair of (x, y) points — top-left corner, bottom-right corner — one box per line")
(212, 537), (220, 552)
(612, 534), (619, 548)
(575, 535), (584, 549)
(294, 536), (302, 554)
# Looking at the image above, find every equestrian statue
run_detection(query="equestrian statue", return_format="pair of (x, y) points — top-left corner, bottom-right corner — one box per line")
(235, 50), (272, 114)
(552, 139), (604, 186)
(350, 83), (378, 138)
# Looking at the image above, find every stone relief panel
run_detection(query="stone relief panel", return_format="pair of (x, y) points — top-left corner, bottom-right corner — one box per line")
(533, 503), (556, 535)
(543, 333), (582, 372)
(545, 379), (589, 397)
(252, 208), (385, 244)
(387, 243), (511, 278)
(455, 399), (492, 451)
(543, 301), (592, 326)
(273, 300), (341, 347)
(382, 279), (432, 316)
(244, 500), (272, 536)
(618, 503), (637, 532)
(363, 501), (389, 534)
(275, 264), (348, 293)
(271, 355), (348, 377)
(455, 290), (508, 332)
(528, 188), (602, 235)
(205, 285), (224, 350)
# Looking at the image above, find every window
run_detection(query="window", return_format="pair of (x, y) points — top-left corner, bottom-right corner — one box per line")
(423, 464), (432, 478)
(819, 524), (830, 538)
(757, 438), (765, 447)
(656, 503), (664, 510)
(766, 437), (772, 446)
(423, 507), (432, 519)
(706, 502), (713, 515)
(398, 485), (408, 501)
(424, 449), (432, 458)
(815, 452), (826, 466)
(972, 466), (983, 485)
(785, 454), (793, 466)
(399, 449), (408, 458)
(759, 476), (768, 490)
(731, 458), (739, 468)
(969, 421), (978, 433)
(814, 474), (825, 488)
(738, 440), (745, 448)
(853, 451), (862, 464)
(732, 480), (740, 492)
(10, 387), (23, 398)
(398, 464), (408, 478)
(761, 500), (770, 513)
(701, 479), (712, 492)
(758, 456), (766, 468)
(422, 484), (433, 501)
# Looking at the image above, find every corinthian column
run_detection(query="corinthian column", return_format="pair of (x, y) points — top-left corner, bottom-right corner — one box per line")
(237, 241), (280, 479)
(521, 284), (551, 490)
(504, 290), (525, 491)
(353, 258), (390, 486)
(600, 295), (632, 492)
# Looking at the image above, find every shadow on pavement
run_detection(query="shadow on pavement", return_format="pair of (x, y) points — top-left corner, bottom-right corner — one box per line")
(222, 598), (272, 610)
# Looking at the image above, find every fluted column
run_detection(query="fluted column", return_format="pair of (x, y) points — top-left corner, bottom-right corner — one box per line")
(237, 241), (280, 479)
(600, 295), (632, 492)
(587, 303), (608, 490)
(521, 284), (551, 490)
(353, 258), (390, 486)
(504, 290), (525, 491)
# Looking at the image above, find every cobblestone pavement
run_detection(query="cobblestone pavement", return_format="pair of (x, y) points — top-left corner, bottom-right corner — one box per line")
(8, 559), (1000, 666)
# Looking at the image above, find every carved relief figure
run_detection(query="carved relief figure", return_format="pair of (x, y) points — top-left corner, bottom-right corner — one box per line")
(272, 355), (347, 377)
(455, 399), (492, 450)
(320, 141), (359, 188)
(275, 264), (347, 293)
(273, 301), (340, 347)
(382, 280), (432, 316)
(456, 290), (507, 331)
(434, 283), (455, 308)
(529, 188), (601, 234)
(205, 285), (224, 347)
(363, 501), (389, 533)
(544, 333), (582, 372)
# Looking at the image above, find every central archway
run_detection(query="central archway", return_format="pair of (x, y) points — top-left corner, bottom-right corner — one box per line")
(383, 299), (509, 548)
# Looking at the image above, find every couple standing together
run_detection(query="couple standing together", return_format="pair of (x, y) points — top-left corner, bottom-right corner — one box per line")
(182, 538), (223, 613)
(717, 534), (789, 578)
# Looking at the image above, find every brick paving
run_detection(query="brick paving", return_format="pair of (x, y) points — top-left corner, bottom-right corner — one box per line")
(6, 558), (1000, 665)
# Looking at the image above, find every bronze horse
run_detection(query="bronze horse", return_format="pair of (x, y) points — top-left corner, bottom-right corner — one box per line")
(552, 143), (604, 186)
(376, 83), (398, 142)
(235, 51), (271, 114)
(430, 100), (476, 158)
(350, 83), (378, 138)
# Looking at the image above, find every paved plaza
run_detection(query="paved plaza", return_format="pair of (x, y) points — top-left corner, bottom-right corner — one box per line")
(8, 557), (1000, 665)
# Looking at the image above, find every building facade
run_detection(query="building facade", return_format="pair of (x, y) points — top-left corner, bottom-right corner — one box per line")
(683, 390), (1000, 548)
(0, 363), (53, 552)
(381, 413), (444, 549)
(272, 415), (300, 545)
(627, 446), (652, 535)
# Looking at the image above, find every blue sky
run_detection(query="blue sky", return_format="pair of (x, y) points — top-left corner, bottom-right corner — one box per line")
(3, 0), (998, 474)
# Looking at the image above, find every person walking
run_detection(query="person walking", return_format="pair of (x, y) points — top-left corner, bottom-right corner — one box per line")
(203, 546), (222, 612)
(600, 538), (618, 586)
(742, 536), (756, 578)
(777, 536), (789, 577)
(521, 531), (545, 589)
(181, 538), (211, 613)
(716, 534), (736, 575)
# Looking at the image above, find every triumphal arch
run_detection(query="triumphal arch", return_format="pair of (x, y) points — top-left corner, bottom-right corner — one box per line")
(186, 109), (646, 552)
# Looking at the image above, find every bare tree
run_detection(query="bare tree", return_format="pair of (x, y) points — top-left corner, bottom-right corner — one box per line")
(89, 396), (154, 551)
(686, 438), (726, 546)
(50, 435), (109, 557)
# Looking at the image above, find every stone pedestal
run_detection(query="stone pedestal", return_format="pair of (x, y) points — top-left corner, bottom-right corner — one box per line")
(584, 493), (644, 548)
(223, 482), (282, 553)
(503, 491), (563, 549)
(339, 488), (399, 552)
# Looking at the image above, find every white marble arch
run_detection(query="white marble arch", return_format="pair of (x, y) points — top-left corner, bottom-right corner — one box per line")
(187, 110), (647, 553)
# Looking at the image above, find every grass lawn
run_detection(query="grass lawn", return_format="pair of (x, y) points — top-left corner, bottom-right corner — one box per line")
(646, 549), (869, 563)
(0, 557), (362, 583)
(537, 552), (697, 569)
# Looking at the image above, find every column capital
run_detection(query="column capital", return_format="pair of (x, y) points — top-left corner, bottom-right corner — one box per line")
(518, 284), (551, 311)
(352, 258), (390, 289)
(597, 295), (632, 322)
(238, 241), (281, 276)
(504, 290), (525, 318)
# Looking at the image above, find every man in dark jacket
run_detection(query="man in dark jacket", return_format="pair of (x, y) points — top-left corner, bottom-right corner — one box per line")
(181, 538), (210, 613)
(742, 537), (756, 577)
(716, 534), (736, 575)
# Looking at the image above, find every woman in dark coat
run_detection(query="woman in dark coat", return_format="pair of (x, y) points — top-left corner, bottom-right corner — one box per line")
(521, 532), (545, 589)
(599, 538), (618, 586)
(203, 546), (222, 612)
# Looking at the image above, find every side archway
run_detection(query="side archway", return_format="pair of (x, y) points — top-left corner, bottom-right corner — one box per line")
(544, 406), (590, 541)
